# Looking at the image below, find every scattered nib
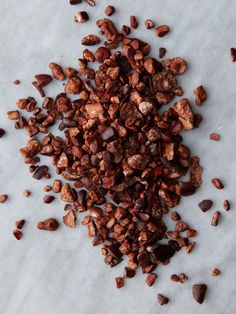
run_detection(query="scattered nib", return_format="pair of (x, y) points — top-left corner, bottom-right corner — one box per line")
(53, 180), (62, 193)
(145, 19), (155, 29)
(211, 211), (221, 226)
(32, 165), (49, 180)
(0, 194), (8, 203)
(198, 199), (213, 212)
(63, 210), (76, 228)
(105, 5), (115, 16)
(74, 11), (89, 23)
(194, 85), (207, 106)
(146, 273), (157, 287)
(170, 274), (179, 282)
(115, 277), (124, 289)
(192, 284), (207, 304)
(212, 268), (221, 276)
(32, 74), (52, 97)
(43, 195), (55, 204)
(121, 25), (131, 35)
(49, 63), (66, 81)
(211, 178), (224, 189)
(44, 185), (52, 192)
(230, 48), (236, 62)
(37, 218), (59, 231)
(186, 242), (196, 254)
(178, 273), (188, 283)
(69, 0), (82, 4)
(159, 47), (167, 58)
(23, 190), (31, 197)
(123, 267), (136, 279)
(130, 15), (139, 29)
(7, 110), (19, 120)
(155, 24), (169, 37)
(186, 229), (197, 237)
(12, 229), (23, 240)
(0, 128), (6, 138)
(171, 211), (181, 221)
(13, 79), (20, 85)
(223, 200), (230, 211)
(81, 35), (101, 46)
(86, 0), (95, 6)
(157, 294), (169, 306)
(210, 133), (220, 141)
(15, 219), (25, 229)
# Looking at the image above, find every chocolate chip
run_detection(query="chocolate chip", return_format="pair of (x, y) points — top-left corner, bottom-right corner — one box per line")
(43, 195), (55, 204)
(192, 284), (207, 304)
(230, 48), (236, 62)
(157, 294), (169, 305)
(198, 199), (213, 212)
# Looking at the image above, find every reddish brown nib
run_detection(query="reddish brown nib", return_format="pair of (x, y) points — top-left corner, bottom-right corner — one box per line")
(37, 218), (59, 231)
(0, 194), (8, 203)
(115, 277), (124, 289)
(230, 48), (236, 62)
(157, 294), (169, 305)
(12, 229), (23, 240)
(192, 284), (207, 304)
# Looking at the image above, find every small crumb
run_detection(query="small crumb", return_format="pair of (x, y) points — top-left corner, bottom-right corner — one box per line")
(12, 229), (23, 240)
(186, 242), (196, 254)
(0, 194), (8, 203)
(178, 273), (188, 283)
(212, 268), (221, 276)
(170, 274), (179, 282)
(13, 79), (20, 85)
(115, 277), (124, 289)
(23, 190), (31, 197)
(210, 133), (220, 141)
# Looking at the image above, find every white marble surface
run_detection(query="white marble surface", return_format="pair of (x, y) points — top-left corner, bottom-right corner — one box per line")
(0, 0), (236, 313)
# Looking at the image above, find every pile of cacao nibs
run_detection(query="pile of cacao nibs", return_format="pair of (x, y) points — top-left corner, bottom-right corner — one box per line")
(6, 5), (222, 306)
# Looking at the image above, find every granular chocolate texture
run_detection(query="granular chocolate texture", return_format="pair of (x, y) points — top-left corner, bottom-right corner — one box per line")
(10, 17), (203, 288)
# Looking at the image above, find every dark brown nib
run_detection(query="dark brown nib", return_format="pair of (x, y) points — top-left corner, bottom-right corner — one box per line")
(0, 194), (8, 203)
(69, 0), (82, 4)
(192, 284), (207, 304)
(194, 85), (207, 106)
(159, 47), (167, 58)
(145, 19), (155, 29)
(157, 294), (169, 305)
(130, 15), (139, 29)
(0, 128), (5, 138)
(115, 277), (124, 289)
(12, 229), (23, 240)
(146, 273), (157, 286)
(198, 199), (213, 212)
(230, 48), (236, 62)
(155, 25), (169, 37)
(223, 200), (230, 211)
(105, 5), (115, 16)
(81, 35), (100, 45)
(15, 219), (25, 229)
(210, 133), (220, 141)
(13, 79), (20, 85)
(74, 11), (89, 23)
(212, 268), (221, 276)
(43, 195), (55, 204)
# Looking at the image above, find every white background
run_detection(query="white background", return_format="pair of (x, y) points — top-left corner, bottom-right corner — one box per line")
(0, 0), (236, 313)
